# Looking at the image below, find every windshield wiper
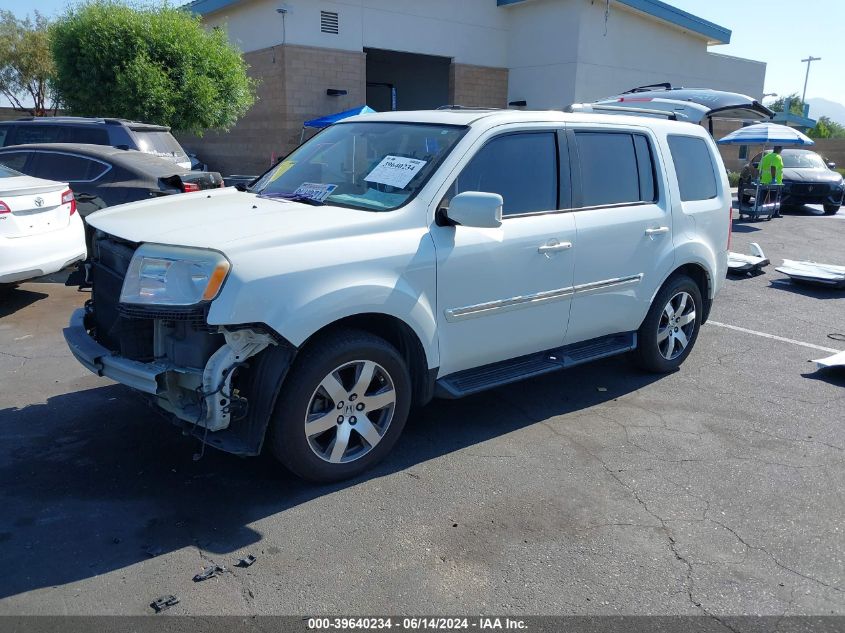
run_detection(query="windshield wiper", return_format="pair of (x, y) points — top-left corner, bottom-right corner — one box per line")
(258, 192), (325, 206)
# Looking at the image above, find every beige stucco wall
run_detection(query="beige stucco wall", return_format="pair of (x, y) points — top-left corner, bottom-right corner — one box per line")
(177, 44), (365, 175)
(449, 64), (509, 108)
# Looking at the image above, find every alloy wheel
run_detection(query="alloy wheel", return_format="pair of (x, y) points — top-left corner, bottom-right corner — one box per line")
(657, 291), (696, 360)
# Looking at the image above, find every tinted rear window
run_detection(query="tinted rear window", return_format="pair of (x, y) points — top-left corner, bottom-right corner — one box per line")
(575, 132), (655, 207)
(0, 151), (31, 172)
(66, 127), (110, 145)
(0, 127), (9, 147)
(31, 152), (109, 182)
(668, 135), (717, 202)
(133, 130), (187, 159)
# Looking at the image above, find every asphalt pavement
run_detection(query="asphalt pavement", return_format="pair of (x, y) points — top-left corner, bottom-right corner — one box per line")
(0, 203), (843, 618)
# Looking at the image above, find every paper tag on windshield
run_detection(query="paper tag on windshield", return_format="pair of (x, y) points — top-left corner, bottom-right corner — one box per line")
(293, 182), (337, 202)
(365, 156), (427, 189)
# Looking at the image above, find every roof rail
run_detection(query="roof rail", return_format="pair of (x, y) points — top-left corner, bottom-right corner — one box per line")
(569, 103), (679, 121)
(436, 105), (502, 111)
(622, 82), (674, 94)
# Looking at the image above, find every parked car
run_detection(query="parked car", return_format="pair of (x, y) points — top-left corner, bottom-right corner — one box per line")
(63, 109), (731, 482)
(738, 148), (844, 214)
(0, 117), (191, 169)
(0, 163), (86, 285)
(0, 144), (223, 247)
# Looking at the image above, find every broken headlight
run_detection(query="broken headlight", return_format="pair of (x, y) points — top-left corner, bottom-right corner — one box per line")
(120, 244), (230, 306)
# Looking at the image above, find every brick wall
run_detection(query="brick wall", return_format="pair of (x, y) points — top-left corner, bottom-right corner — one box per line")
(449, 63), (509, 108)
(176, 44), (365, 176)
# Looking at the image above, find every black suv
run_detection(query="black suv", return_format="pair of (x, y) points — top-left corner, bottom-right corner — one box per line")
(0, 117), (191, 170)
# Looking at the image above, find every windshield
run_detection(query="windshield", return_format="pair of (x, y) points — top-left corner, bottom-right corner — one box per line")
(781, 150), (826, 169)
(251, 122), (467, 211)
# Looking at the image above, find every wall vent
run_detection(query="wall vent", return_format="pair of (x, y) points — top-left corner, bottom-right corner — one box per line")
(321, 11), (339, 34)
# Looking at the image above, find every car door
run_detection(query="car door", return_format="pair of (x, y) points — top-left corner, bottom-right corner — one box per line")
(565, 127), (674, 345)
(430, 128), (577, 377)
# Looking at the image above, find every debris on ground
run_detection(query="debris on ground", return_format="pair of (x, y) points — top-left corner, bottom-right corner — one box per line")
(150, 595), (179, 613)
(775, 259), (845, 288)
(728, 242), (769, 275)
(193, 564), (226, 582)
(235, 554), (257, 568)
(813, 349), (845, 371)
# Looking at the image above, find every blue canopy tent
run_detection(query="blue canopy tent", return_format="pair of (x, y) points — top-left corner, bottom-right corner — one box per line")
(300, 105), (376, 143)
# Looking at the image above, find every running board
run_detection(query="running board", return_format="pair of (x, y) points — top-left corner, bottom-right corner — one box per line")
(435, 332), (637, 399)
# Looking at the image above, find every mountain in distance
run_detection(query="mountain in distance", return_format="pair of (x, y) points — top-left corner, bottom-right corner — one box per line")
(806, 97), (845, 126)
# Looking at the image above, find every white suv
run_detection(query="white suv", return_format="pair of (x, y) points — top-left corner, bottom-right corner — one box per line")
(64, 109), (730, 482)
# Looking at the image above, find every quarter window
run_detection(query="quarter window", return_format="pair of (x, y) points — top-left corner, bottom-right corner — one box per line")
(31, 153), (109, 182)
(575, 132), (656, 207)
(448, 132), (558, 216)
(668, 135), (718, 202)
(0, 151), (31, 172)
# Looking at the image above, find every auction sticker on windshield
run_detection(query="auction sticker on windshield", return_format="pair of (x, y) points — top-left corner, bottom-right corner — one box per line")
(365, 156), (427, 189)
(293, 182), (338, 202)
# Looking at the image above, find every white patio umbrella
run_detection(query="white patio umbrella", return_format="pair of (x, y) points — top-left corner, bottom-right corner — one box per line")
(717, 122), (814, 146)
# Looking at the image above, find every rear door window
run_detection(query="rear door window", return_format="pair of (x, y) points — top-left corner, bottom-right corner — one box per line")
(30, 152), (109, 182)
(0, 127), (9, 147)
(67, 126), (110, 145)
(449, 132), (559, 216)
(0, 151), (32, 173)
(575, 131), (655, 207)
(13, 125), (67, 144)
(667, 135), (717, 202)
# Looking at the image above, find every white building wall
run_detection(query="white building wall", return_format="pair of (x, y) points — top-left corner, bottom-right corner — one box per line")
(573, 1), (765, 105)
(204, 0), (509, 67)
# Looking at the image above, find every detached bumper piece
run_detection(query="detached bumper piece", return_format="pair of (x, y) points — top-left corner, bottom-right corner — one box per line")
(727, 243), (769, 275)
(775, 260), (845, 288)
(64, 308), (167, 394)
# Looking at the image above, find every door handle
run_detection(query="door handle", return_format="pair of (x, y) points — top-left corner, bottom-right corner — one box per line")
(645, 226), (670, 237)
(538, 240), (573, 254)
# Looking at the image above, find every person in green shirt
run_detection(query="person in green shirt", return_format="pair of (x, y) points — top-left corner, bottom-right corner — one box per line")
(759, 146), (784, 184)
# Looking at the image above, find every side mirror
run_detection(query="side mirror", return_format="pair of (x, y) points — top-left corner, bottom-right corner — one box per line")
(827, 161), (837, 170)
(444, 191), (503, 228)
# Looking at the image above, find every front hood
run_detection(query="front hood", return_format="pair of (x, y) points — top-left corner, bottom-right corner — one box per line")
(783, 168), (844, 184)
(87, 188), (394, 252)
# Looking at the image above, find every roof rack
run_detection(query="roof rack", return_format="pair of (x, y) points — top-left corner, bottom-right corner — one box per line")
(435, 105), (502, 111)
(622, 82), (674, 94)
(569, 103), (679, 121)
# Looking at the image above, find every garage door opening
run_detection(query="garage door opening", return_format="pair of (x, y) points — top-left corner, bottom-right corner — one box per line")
(365, 48), (451, 112)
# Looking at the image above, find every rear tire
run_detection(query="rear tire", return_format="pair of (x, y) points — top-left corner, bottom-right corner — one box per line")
(268, 328), (411, 483)
(633, 274), (702, 374)
(823, 204), (840, 215)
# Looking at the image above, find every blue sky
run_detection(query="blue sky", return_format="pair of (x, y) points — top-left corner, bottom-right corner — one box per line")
(5, 0), (845, 109)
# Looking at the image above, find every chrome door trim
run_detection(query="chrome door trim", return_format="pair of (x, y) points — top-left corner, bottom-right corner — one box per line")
(444, 274), (643, 322)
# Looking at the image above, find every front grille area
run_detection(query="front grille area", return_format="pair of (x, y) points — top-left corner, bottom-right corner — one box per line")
(91, 234), (210, 362)
(790, 183), (830, 195)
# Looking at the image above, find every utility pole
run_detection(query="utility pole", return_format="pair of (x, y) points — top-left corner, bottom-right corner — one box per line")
(801, 56), (821, 106)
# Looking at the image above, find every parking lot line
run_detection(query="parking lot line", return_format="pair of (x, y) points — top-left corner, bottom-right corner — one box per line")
(707, 320), (841, 354)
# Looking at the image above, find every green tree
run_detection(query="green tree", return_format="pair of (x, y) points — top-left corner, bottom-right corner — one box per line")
(50, 1), (256, 134)
(808, 115), (845, 139)
(0, 11), (57, 116)
(768, 92), (806, 117)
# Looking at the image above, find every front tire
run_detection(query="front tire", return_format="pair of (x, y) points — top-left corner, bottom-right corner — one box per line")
(823, 204), (840, 215)
(633, 274), (702, 373)
(268, 328), (411, 482)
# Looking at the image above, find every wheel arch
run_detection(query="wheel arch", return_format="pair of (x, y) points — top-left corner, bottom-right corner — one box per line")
(648, 260), (714, 325)
(300, 313), (436, 407)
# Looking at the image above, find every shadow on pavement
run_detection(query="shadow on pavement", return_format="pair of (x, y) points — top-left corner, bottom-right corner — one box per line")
(0, 287), (48, 318)
(768, 278), (845, 300)
(0, 355), (662, 600)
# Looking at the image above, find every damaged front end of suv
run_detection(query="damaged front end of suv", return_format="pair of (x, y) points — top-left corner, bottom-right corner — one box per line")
(64, 233), (295, 456)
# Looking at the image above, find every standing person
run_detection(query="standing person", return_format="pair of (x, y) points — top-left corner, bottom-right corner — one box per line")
(759, 145), (784, 216)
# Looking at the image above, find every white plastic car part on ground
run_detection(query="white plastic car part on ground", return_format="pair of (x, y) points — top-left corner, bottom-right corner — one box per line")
(813, 349), (845, 371)
(775, 260), (845, 288)
(728, 243), (769, 274)
(0, 173), (87, 284)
